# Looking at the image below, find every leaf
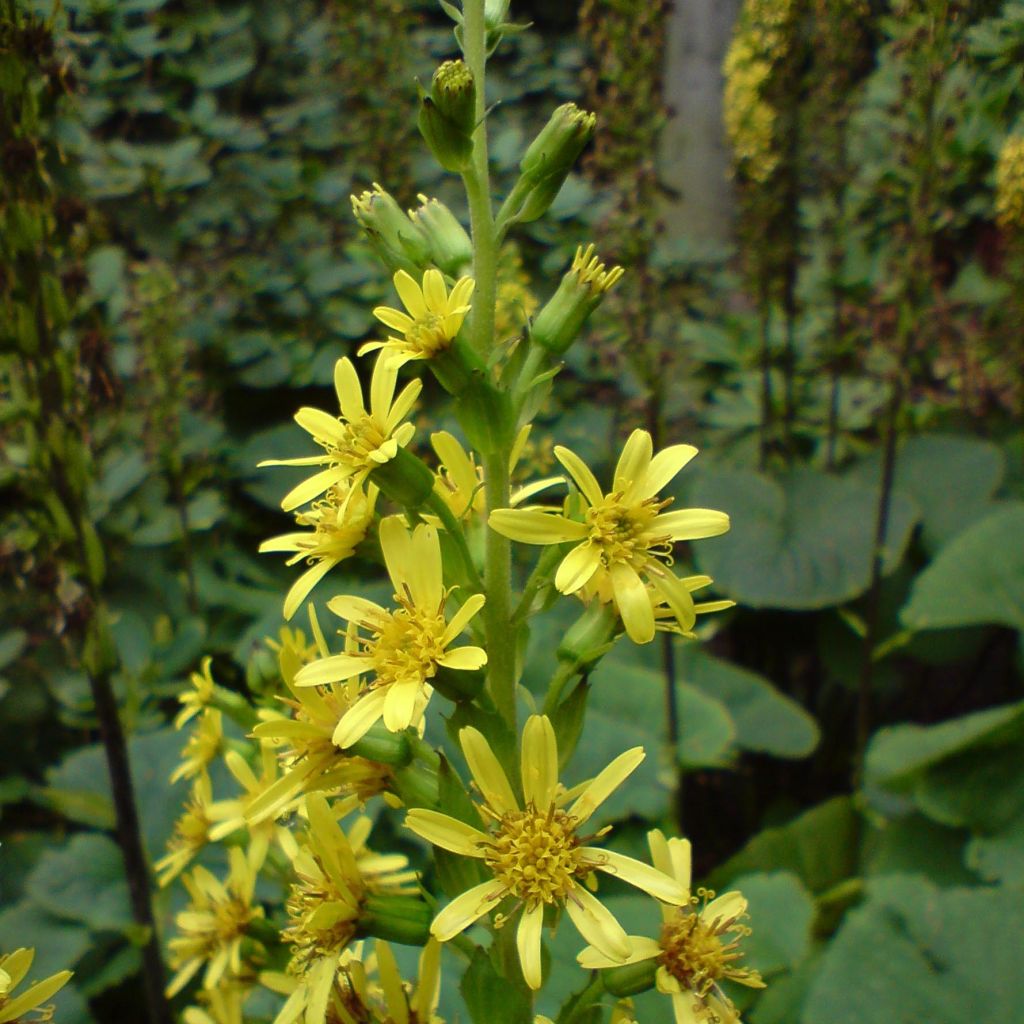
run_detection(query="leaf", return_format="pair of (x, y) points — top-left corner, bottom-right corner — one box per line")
(709, 797), (859, 895)
(802, 877), (1024, 1024)
(862, 813), (975, 886)
(685, 467), (917, 609)
(901, 503), (1024, 632)
(675, 645), (819, 758)
(0, 628), (28, 669)
(966, 810), (1024, 885)
(25, 834), (132, 933)
(848, 434), (1005, 552)
(460, 948), (531, 1024)
(732, 872), (815, 977)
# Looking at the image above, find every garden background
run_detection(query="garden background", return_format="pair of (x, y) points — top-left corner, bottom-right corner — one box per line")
(2, 0), (1023, 1021)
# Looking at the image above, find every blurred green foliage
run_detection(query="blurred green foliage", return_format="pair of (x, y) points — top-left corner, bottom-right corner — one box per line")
(1, 0), (1023, 1022)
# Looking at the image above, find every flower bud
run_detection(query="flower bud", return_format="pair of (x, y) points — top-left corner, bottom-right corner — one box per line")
(370, 446), (438, 511)
(360, 894), (433, 946)
(348, 722), (413, 767)
(431, 666), (486, 703)
(409, 195), (473, 276)
(511, 104), (596, 222)
(418, 61), (476, 172)
(531, 244), (624, 355)
(557, 600), (618, 668)
(351, 183), (432, 275)
(601, 957), (658, 998)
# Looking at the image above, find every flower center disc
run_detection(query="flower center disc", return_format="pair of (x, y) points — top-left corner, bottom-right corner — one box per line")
(406, 313), (449, 357)
(586, 498), (660, 566)
(658, 908), (731, 997)
(484, 807), (583, 905)
(369, 601), (448, 687)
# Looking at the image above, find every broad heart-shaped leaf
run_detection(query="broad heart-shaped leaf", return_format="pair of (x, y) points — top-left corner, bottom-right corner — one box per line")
(675, 645), (819, 758)
(730, 872), (814, 978)
(967, 809), (1024, 885)
(25, 833), (132, 933)
(901, 503), (1024, 632)
(0, 901), (93, 1024)
(802, 876), (1024, 1024)
(684, 467), (917, 609)
(864, 700), (1024, 792)
(708, 797), (859, 895)
(848, 434), (1005, 552)
(460, 948), (531, 1024)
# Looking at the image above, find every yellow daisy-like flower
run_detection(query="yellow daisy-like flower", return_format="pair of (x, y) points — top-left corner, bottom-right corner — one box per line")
(275, 795), (418, 1024)
(247, 617), (393, 826)
(166, 847), (263, 997)
(260, 482), (379, 621)
(260, 356), (422, 512)
(156, 773), (214, 887)
(171, 708), (224, 785)
(0, 948), (72, 1024)
(175, 657), (217, 729)
(182, 983), (249, 1024)
(489, 429), (730, 644)
(405, 715), (688, 990)
(578, 830), (764, 1024)
(294, 517), (487, 747)
(360, 269), (475, 367)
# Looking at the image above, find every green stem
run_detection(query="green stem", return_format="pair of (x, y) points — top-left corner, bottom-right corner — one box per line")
(483, 450), (516, 729)
(511, 544), (562, 624)
(542, 659), (579, 716)
(425, 491), (485, 593)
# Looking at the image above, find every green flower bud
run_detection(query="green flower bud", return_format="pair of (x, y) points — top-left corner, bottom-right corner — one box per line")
(348, 722), (413, 767)
(557, 600), (618, 668)
(370, 446), (438, 510)
(431, 665), (486, 703)
(602, 957), (658, 998)
(360, 894), (432, 946)
(418, 61), (476, 172)
(409, 195), (473, 276)
(351, 183), (432, 275)
(531, 244), (624, 355)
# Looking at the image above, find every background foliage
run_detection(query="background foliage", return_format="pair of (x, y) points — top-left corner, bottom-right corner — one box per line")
(1, 0), (1022, 1022)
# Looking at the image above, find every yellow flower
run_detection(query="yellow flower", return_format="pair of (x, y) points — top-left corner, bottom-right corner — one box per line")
(294, 517), (487, 747)
(996, 135), (1024, 232)
(0, 948), (72, 1024)
(166, 847), (263, 997)
(489, 429), (730, 644)
(276, 795), (418, 1023)
(171, 709), (224, 785)
(578, 830), (764, 1024)
(360, 269), (475, 367)
(175, 657), (217, 729)
(405, 715), (688, 990)
(207, 746), (297, 870)
(156, 773), (213, 887)
(259, 356), (422, 512)
(260, 482), (379, 621)
(248, 617), (393, 825)
(182, 983), (249, 1024)
(430, 427), (562, 523)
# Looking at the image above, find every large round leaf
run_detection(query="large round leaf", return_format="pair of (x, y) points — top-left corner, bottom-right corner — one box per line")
(686, 467), (917, 609)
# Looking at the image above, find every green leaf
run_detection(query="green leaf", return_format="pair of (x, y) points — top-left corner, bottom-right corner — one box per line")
(24, 833), (132, 933)
(966, 810), (1024, 884)
(0, 628), (28, 669)
(675, 645), (818, 758)
(901, 503), (1024, 632)
(802, 877), (1024, 1024)
(685, 467), (917, 609)
(460, 948), (531, 1024)
(848, 434), (1005, 552)
(732, 872), (814, 977)
(862, 814), (975, 886)
(709, 797), (859, 895)
(864, 700), (1024, 792)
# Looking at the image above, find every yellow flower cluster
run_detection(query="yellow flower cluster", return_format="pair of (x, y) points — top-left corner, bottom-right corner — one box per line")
(996, 135), (1024, 233)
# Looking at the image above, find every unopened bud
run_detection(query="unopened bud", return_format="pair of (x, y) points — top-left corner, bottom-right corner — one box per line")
(370, 446), (437, 511)
(409, 195), (473, 276)
(351, 184), (431, 275)
(348, 722), (413, 767)
(360, 894), (432, 946)
(602, 957), (658, 998)
(431, 666), (486, 703)
(531, 244), (624, 354)
(419, 61), (476, 172)
(557, 600), (618, 667)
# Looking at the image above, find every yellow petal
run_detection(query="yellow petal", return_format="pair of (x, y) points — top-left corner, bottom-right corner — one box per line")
(383, 680), (421, 732)
(521, 715), (559, 809)
(702, 890), (747, 926)
(441, 593), (486, 646)
(259, 532), (312, 554)
(294, 653), (365, 687)
(670, 990), (703, 1024)
(517, 902), (545, 990)
(554, 446), (604, 507)
(635, 444), (698, 500)
(437, 645), (488, 670)
(388, 380), (423, 432)
(431, 431), (478, 496)
(283, 558), (339, 621)
(449, 275), (476, 308)
(369, 356), (400, 422)
(581, 848), (688, 904)
(332, 688), (388, 748)
(647, 569), (697, 633)
(431, 881), (507, 940)
(489, 509), (588, 545)
(577, 935), (661, 969)
(334, 357), (365, 422)
(422, 268), (448, 312)
(653, 508), (730, 541)
(460, 726), (519, 816)
(374, 306), (414, 333)
(554, 542), (602, 595)
(295, 407), (346, 445)
(610, 562), (655, 643)
(1, 949), (33, 990)
(394, 269), (428, 318)
(405, 809), (488, 856)
(570, 747), (645, 824)
(281, 466), (347, 512)
(327, 594), (386, 624)
(0, 971), (73, 1023)
(613, 429), (653, 496)
(564, 884), (630, 961)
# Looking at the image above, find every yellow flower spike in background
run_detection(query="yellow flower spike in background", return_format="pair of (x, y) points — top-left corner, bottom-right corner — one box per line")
(259, 356), (422, 512)
(374, 938), (443, 1024)
(361, 268), (475, 367)
(175, 656), (217, 729)
(260, 481), (379, 620)
(405, 715), (688, 990)
(166, 846), (263, 997)
(171, 707), (224, 784)
(996, 134), (1024, 233)
(578, 829), (764, 1024)
(156, 772), (213, 886)
(182, 983), (248, 1024)
(294, 517), (487, 746)
(489, 428), (731, 643)
(0, 948), (72, 1024)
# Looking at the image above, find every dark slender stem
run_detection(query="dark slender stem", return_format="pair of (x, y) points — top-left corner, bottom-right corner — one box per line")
(758, 283), (773, 472)
(826, 362), (841, 471)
